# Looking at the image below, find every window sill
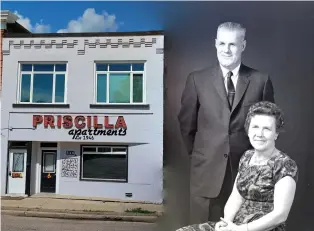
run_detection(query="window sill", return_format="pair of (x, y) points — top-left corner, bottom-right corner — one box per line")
(12, 103), (70, 108)
(90, 103), (150, 110)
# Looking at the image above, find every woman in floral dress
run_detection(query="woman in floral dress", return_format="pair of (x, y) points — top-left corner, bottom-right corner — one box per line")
(176, 101), (298, 231)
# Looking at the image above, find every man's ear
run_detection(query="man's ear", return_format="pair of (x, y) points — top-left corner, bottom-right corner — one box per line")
(242, 40), (247, 52)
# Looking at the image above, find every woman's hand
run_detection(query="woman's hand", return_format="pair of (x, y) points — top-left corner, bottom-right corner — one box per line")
(218, 218), (246, 231)
(215, 220), (228, 231)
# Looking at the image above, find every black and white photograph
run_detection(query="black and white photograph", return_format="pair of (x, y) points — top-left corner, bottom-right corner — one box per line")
(162, 2), (314, 231)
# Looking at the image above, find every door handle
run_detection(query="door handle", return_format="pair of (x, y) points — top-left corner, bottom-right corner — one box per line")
(8, 171), (11, 176)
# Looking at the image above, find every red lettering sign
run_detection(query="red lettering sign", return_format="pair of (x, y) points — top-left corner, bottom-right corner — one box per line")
(33, 115), (43, 128)
(116, 116), (127, 129)
(32, 115), (127, 130)
(74, 116), (85, 129)
(104, 116), (114, 129)
(44, 115), (55, 129)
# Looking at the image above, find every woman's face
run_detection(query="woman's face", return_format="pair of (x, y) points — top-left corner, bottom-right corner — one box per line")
(248, 114), (278, 152)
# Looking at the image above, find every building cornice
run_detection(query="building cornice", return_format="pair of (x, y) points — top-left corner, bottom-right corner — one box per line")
(0, 10), (19, 24)
(4, 30), (164, 38)
(2, 36), (164, 56)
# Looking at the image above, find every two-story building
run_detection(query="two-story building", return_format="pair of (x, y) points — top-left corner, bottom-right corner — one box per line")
(1, 30), (164, 203)
(1, 10), (31, 198)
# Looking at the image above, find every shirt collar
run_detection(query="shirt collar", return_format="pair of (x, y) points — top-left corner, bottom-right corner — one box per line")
(220, 63), (241, 78)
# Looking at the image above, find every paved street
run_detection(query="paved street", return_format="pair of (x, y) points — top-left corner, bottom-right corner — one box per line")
(1, 215), (157, 231)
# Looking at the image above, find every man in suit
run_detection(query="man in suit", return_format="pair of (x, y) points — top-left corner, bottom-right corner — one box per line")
(178, 22), (275, 224)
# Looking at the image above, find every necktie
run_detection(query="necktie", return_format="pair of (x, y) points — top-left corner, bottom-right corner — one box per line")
(226, 71), (235, 109)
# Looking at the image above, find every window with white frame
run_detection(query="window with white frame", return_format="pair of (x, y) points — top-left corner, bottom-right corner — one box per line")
(95, 63), (145, 104)
(81, 146), (128, 182)
(19, 63), (67, 103)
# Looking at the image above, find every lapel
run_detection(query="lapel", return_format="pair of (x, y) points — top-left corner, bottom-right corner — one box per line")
(211, 63), (252, 112)
(212, 64), (230, 110)
(231, 64), (251, 113)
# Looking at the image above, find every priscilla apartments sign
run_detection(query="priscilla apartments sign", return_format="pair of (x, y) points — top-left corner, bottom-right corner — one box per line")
(32, 115), (127, 140)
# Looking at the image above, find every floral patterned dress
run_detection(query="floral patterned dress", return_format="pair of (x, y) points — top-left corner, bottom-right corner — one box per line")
(176, 149), (299, 231)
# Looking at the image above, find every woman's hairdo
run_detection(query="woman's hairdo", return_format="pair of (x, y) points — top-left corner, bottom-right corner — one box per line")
(244, 101), (285, 133)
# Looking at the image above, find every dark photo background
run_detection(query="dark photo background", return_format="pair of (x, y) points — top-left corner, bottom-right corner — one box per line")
(160, 2), (314, 231)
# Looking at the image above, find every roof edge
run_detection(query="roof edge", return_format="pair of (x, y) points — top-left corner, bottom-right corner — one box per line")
(3, 30), (164, 38)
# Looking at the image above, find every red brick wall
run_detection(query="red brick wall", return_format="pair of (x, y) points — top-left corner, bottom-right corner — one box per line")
(0, 29), (4, 91)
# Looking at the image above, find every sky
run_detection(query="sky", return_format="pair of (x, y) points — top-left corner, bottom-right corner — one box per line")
(1, 1), (166, 33)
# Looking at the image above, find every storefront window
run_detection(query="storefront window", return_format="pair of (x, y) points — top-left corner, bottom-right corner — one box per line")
(95, 62), (145, 104)
(81, 146), (128, 182)
(19, 63), (67, 104)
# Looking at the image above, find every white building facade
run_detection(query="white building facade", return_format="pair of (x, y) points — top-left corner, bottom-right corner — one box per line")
(1, 31), (164, 203)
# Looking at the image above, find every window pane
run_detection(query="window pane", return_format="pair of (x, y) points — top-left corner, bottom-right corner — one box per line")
(133, 74), (143, 103)
(132, 63), (144, 71)
(98, 147), (111, 153)
(109, 74), (130, 103)
(83, 147), (97, 152)
(55, 74), (65, 103)
(33, 74), (53, 103)
(96, 64), (108, 71)
(82, 154), (127, 180)
(33, 64), (54, 72)
(55, 64), (66, 72)
(109, 63), (131, 71)
(20, 74), (31, 102)
(112, 147), (127, 152)
(97, 74), (107, 103)
(21, 64), (32, 71)
(13, 153), (24, 172)
(44, 153), (55, 172)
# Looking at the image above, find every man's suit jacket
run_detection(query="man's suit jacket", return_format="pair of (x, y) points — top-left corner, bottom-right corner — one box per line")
(178, 63), (275, 198)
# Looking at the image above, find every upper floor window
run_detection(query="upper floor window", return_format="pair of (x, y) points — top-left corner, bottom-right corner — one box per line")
(18, 63), (67, 104)
(95, 62), (145, 104)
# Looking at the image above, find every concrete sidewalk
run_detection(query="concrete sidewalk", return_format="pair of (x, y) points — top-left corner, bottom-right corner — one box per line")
(1, 195), (163, 223)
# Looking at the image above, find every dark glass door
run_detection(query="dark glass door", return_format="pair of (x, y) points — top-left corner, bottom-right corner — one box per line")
(40, 151), (56, 193)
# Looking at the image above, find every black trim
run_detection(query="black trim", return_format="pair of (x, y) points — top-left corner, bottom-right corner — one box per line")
(79, 144), (129, 183)
(4, 30), (164, 38)
(10, 111), (154, 115)
(90, 104), (150, 110)
(8, 141), (28, 148)
(12, 103), (70, 108)
(25, 142), (32, 196)
(5, 141), (10, 195)
(40, 142), (58, 148)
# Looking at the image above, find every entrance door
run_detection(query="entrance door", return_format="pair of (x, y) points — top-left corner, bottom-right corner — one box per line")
(7, 149), (27, 194)
(40, 151), (57, 193)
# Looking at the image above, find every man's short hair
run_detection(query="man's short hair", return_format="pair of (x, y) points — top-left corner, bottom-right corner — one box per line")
(217, 22), (246, 40)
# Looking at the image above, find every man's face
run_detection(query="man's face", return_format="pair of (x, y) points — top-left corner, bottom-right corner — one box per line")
(215, 28), (246, 69)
